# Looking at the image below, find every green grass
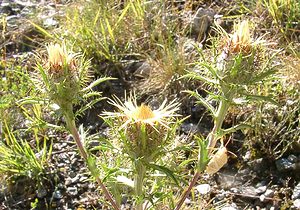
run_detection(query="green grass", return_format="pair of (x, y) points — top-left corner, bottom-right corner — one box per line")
(1, 0), (300, 209)
(0, 120), (52, 184)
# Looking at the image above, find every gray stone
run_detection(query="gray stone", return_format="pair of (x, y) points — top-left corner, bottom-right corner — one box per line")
(243, 151), (251, 161)
(217, 171), (243, 189)
(275, 158), (295, 172)
(53, 190), (63, 199)
(259, 194), (265, 202)
(221, 203), (238, 210)
(190, 8), (215, 41)
(241, 186), (257, 196)
(36, 187), (47, 198)
(133, 62), (151, 78)
(181, 122), (198, 134)
(43, 17), (58, 28)
(288, 154), (298, 163)
(65, 177), (72, 186)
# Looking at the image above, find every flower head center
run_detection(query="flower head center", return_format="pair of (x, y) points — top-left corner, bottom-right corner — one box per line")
(132, 104), (155, 120)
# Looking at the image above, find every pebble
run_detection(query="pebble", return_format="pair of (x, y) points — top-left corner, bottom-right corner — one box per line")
(69, 171), (77, 178)
(230, 188), (239, 193)
(259, 194), (265, 202)
(221, 207), (237, 210)
(275, 158), (295, 172)
(133, 61), (151, 78)
(36, 187), (47, 198)
(243, 151), (251, 161)
(215, 190), (227, 201)
(181, 122), (198, 134)
(221, 203), (238, 210)
(65, 177), (72, 186)
(292, 182), (300, 200)
(241, 186), (257, 196)
(67, 187), (78, 196)
(195, 184), (211, 195)
(293, 199), (300, 208)
(79, 176), (89, 182)
(184, 198), (191, 205)
(287, 154), (298, 163)
(53, 190), (63, 199)
(255, 186), (267, 194)
(264, 189), (274, 197)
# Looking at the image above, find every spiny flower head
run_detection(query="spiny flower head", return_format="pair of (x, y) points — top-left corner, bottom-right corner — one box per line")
(103, 93), (181, 159)
(223, 20), (264, 55)
(46, 43), (77, 76)
(104, 94), (180, 130)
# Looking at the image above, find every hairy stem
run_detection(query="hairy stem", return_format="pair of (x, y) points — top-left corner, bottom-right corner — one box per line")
(175, 90), (234, 210)
(134, 160), (146, 210)
(66, 116), (120, 210)
(207, 99), (230, 152)
(174, 171), (201, 210)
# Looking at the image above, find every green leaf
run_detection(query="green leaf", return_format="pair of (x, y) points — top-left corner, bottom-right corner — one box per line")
(29, 20), (57, 39)
(81, 77), (116, 92)
(244, 94), (278, 105)
(87, 156), (100, 178)
(148, 163), (179, 186)
(195, 136), (209, 172)
(221, 123), (253, 136)
(183, 90), (216, 117)
(114, 3), (131, 29)
(180, 73), (219, 85)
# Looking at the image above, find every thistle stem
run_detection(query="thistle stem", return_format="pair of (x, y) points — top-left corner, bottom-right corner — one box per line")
(175, 91), (234, 210)
(134, 160), (146, 210)
(66, 117), (120, 210)
(174, 171), (201, 210)
(207, 98), (230, 153)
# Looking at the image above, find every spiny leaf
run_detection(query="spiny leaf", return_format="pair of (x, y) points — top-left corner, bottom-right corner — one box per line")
(148, 163), (179, 186)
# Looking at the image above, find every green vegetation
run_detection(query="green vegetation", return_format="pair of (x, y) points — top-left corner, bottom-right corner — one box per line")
(1, 0), (299, 209)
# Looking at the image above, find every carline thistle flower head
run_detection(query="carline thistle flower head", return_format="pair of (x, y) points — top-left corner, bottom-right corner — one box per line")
(103, 94), (180, 131)
(46, 43), (77, 76)
(103, 93), (181, 159)
(223, 20), (264, 55)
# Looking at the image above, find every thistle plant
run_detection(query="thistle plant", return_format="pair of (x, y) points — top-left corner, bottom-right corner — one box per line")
(35, 43), (119, 210)
(175, 20), (277, 210)
(103, 93), (181, 210)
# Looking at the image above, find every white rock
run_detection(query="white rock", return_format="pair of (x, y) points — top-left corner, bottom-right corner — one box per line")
(259, 194), (265, 202)
(195, 184), (211, 194)
(293, 199), (300, 208)
(255, 186), (267, 194)
(221, 207), (237, 210)
(264, 189), (274, 197)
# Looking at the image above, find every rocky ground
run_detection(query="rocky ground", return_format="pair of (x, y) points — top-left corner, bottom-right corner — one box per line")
(0, 0), (299, 210)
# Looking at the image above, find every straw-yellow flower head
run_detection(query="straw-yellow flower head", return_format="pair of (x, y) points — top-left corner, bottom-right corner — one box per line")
(103, 94), (180, 130)
(46, 43), (76, 75)
(226, 20), (253, 54)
